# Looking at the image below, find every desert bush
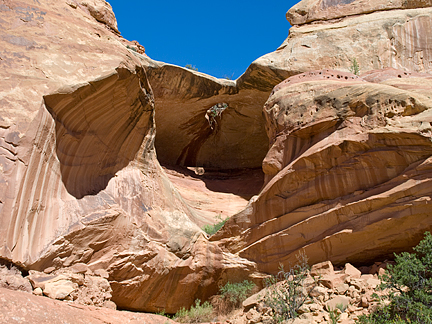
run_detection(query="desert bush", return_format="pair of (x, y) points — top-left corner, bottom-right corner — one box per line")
(218, 280), (256, 311)
(203, 215), (228, 236)
(185, 64), (198, 71)
(174, 299), (214, 323)
(356, 232), (432, 324)
(263, 251), (311, 322)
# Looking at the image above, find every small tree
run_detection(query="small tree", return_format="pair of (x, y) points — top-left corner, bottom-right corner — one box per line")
(349, 58), (360, 75)
(357, 232), (432, 324)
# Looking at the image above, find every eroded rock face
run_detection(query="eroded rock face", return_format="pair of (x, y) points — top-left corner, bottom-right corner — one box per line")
(215, 69), (432, 274)
(0, 0), (257, 313)
(241, 4), (432, 92)
(140, 58), (270, 170)
(287, 0), (432, 25)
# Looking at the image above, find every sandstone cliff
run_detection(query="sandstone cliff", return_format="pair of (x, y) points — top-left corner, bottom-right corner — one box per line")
(241, 0), (432, 91)
(0, 0), (257, 313)
(1, 0), (432, 316)
(215, 68), (432, 274)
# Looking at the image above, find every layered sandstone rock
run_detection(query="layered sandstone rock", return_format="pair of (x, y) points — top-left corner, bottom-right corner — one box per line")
(214, 69), (432, 274)
(0, 0), (257, 313)
(287, 0), (432, 25)
(139, 57), (270, 170)
(241, 1), (432, 91)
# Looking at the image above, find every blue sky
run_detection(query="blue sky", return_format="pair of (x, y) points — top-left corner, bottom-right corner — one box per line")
(108, 1), (301, 79)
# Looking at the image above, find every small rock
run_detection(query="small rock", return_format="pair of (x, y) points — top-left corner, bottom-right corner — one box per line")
(33, 287), (43, 296)
(246, 308), (261, 323)
(311, 261), (334, 277)
(297, 304), (309, 314)
(361, 296), (369, 308)
(349, 279), (365, 292)
(335, 283), (349, 295)
(343, 263), (361, 279)
(103, 300), (117, 310)
(309, 285), (327, 297)
(365, 278), (381, 289)
(93, 268), (109, 279)
(43, 267), (56, 274)
(325, 295), (350, 312)
(340, 312), (349, 321)
(69, 263), (93, 275)
(319, 273), (347, 290)
(242, 287), (266, 311)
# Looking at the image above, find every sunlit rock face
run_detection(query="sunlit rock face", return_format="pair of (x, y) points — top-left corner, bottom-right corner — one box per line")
(287, 0), (432, 25)
(0, 0), (258, 313)
(214, 68), (432, 273)
(240, 1), (432, 92)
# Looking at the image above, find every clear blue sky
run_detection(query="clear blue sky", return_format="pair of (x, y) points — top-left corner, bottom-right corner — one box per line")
(108, 1), (301, 79)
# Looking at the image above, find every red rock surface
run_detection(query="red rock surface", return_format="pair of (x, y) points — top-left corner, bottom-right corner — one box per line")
(0, 0), (258, 313)
(215, 68), (432, 274)
(287, 0), (432, 26)
(0, 287), (177, 324)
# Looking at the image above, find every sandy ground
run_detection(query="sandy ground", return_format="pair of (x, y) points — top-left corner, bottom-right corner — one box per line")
(163, 165), (264, 227)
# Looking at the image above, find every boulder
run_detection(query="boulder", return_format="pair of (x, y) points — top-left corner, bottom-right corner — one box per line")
(311, 261), (334, 277)
(326, 296), (350, 311)
(43, 279), (77, 300)
(0, 265), (32, 293)
(343, 264), (361, 279)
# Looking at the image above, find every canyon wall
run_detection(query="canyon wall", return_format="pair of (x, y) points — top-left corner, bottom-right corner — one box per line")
(214, 0), (432, 274)
(0, 0), (258, 313)
(1, 0), (432, 314)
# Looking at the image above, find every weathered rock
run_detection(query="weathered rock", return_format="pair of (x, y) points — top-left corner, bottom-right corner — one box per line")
(139, 57), (270, 170)
(0, 265), (32, 292)
(215, 69), (432, 274)
(240, 4), (432, 92)
(0, 287), (177, 324)
(0, 0), (258, 313)
(343, 264), (362, 279)
(287, 0), (432, 26)
(326, 296), (350, 311)
(311, 261), (334, 277)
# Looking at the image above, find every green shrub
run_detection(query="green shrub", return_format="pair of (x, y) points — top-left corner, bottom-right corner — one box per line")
(356, 232), (432, 324)
(263, 251), (311, 322)
(174, 299), (213, 323)
(219, 280), (256, 309)
(203, 215), (228, 236)
(185, 64), (198, 71)
(349, 58), (360, 75)
(329, 303), (346, 324)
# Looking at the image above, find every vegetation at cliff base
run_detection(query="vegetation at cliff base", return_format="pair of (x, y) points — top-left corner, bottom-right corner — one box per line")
(174, 299), (213, 323)
(217, 280), (256, 313)
(203, 214), (228, 236)
(356, 232), (432, 324)
(263, 250), (312, 322)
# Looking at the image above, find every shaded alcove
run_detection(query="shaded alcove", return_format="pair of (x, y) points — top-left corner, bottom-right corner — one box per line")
(44, 67), (154, 199)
